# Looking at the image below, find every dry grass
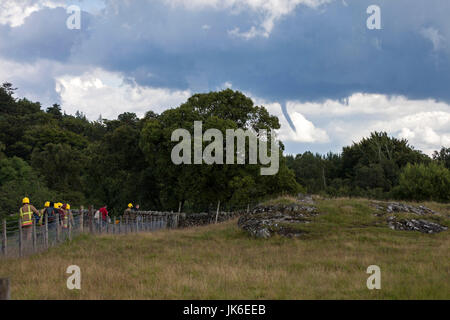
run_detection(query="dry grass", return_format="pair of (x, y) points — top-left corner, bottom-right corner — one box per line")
(0, 198), (449, 300)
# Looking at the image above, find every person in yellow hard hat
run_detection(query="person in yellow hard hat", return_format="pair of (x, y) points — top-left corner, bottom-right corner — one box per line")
(55, 202), (65, 228)
(123, 203), (133, 226)
(19, 197), (39, 241)
(38, 201), (50, 226)
(61, 203), (73, 230)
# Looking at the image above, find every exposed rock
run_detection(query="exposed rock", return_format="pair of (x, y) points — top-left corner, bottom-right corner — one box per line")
(388, 217), (448, 234)
(372, 202), (447, 233)
(372, 202), (439, 216)
(238, 204), (318, 238)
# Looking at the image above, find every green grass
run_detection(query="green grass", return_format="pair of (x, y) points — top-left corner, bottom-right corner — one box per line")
(0, 197), (448, 300)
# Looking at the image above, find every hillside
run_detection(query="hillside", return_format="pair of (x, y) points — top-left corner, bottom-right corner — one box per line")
(0, 197), (449, 300)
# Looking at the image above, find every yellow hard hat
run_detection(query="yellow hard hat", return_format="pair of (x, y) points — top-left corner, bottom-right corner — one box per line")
(128, 203), (133, 208)
(66, 204), (70, 210)
(23, 197), (30, 204)
(44, 201), (50, 208)
(56, 202), (62, 209)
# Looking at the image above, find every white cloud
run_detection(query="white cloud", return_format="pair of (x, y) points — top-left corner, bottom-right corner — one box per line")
(165, 0), (332, 38)
(0, 0), (106, 27)
(228, 26), (263, 39)
(0, 57), (72, 105)
(0, 0), (66, 27)
(55, 68), (192, 120)
(286, 93), (450, 155)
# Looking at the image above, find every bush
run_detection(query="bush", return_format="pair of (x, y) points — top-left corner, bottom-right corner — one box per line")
(394, 163), (450, 202)
(0, 157), (61, 218)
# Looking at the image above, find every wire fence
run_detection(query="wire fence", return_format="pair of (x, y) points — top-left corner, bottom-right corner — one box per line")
(1, 201), (257, 260)
(0, 208), (182, 260)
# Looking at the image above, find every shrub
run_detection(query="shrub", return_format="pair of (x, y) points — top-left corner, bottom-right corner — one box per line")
(395, 163), (450, 202)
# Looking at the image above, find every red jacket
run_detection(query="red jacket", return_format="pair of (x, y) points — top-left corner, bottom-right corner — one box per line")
(99, 207), (108, 221)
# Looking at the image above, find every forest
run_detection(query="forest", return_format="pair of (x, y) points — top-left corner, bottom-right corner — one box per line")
(0, 82), (449, 217)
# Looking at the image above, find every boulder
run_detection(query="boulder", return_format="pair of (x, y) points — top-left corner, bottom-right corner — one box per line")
(238, 204), (318, 238)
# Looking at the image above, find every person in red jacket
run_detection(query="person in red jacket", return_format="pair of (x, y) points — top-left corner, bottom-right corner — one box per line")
(99, 205), (109, 224)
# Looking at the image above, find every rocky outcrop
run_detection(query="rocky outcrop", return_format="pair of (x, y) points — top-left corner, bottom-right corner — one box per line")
(387, 217), (448, 234)
(238, 204), (319, 239)
(372, 202), (439, 216)
(372, 201), (447, 234)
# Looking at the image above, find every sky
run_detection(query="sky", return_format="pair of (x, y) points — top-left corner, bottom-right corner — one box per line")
(0, 0), (449, 156)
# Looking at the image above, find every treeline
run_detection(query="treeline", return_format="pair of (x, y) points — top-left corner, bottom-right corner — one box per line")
(0, 84), (299, 217)
(286, 133), (450, 201)
(1, 82), (448, 218)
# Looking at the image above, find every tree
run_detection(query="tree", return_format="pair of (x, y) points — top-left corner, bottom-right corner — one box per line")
(140, 89), (300, 211)
(341, 132), (429, 194)
(433, 147), (450, 169)
(46, 104), (63, 119)
(0, 157), (59, 218)
(395, 163), (450, 202)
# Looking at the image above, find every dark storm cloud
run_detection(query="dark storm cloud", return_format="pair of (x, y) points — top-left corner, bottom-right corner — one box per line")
(1, 0), (449, 105)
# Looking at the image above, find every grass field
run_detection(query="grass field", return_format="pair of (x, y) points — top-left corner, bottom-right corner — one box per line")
(0, 198), (449, 299)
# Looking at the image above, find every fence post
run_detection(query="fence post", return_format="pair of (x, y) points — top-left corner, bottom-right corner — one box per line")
(44, 214), (48, 249)
(126, 217), (129, 234)
(110, 217), (113, 234)
(2, 219), (6, 257)
(80, 206), (84, 233)
(32, 219), (36, 253)
(68, 215), (72, 241)
(119, 216), (122, 234)
(0, 278), (10, 300)
(90, 207), (94, 234)
(56, 213), (60, 243)
(136, 216), (139, 233)
(18, 218), (23, 257)
(215, 200), (221, 224)
(247, 203), (250, 214)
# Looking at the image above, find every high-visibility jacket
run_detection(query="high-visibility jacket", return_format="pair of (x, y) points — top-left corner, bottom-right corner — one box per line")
(62, 211), (69, 229)
(20, 205), (33, 227)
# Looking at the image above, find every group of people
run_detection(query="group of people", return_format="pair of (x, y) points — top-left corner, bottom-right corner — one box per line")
(123, 203), (140, 221)
(19, 198), (143, 239)
(94, 203), (141, 225)
(19, 197), (73, 240)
